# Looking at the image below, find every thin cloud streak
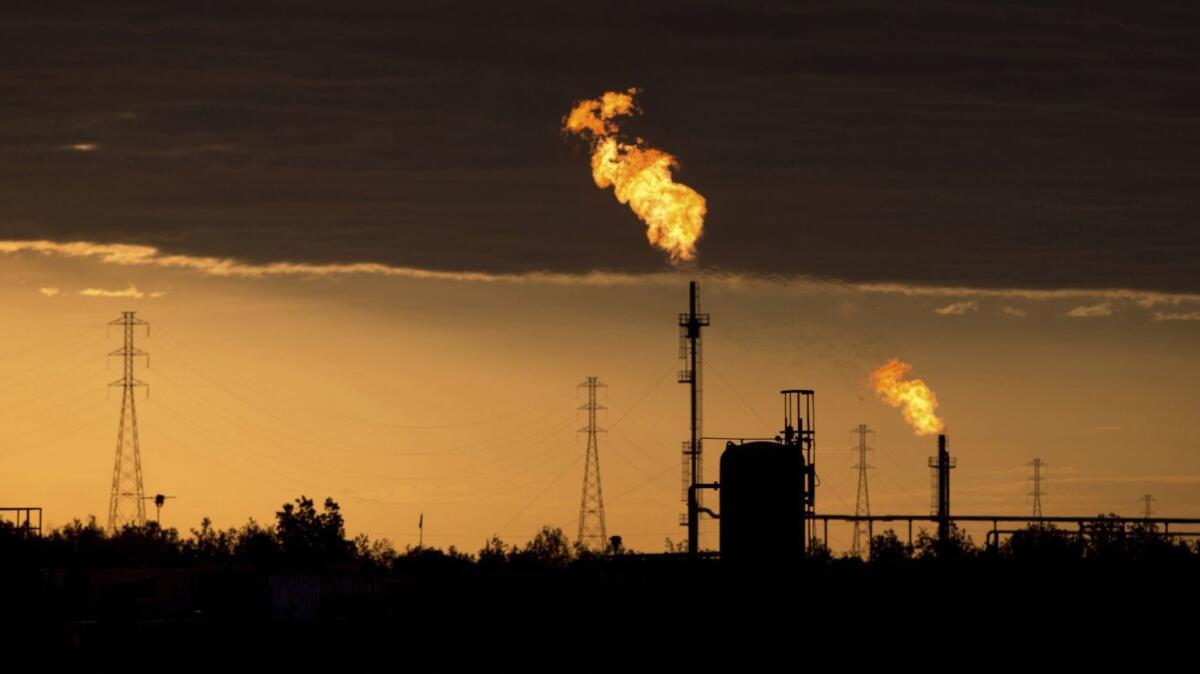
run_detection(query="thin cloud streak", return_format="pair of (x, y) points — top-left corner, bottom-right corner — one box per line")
(934, 300), (978, 316)
(3, 240), (1200, 311)
(852, 282), (1199, 307)
(1152, 311), (1200, 322)
(0, 239), (672, 287)
(1065, 301), (1115, 318)
(79, 286), (152, 299)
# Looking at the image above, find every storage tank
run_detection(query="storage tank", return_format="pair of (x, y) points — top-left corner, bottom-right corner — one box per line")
(719, 440), (807, 561)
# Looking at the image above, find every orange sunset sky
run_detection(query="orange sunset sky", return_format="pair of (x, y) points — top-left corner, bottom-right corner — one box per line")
(2, 245), (1197, 552)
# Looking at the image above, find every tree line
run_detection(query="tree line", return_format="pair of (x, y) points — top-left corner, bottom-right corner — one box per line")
(2, 496), (1198, 574)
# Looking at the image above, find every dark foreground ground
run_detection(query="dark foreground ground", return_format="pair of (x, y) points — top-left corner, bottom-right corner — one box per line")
(3, 555), (1197, 664)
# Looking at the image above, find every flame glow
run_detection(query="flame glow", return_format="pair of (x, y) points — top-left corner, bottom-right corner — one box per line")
(870, 358), (946, 436)
(563, 88), (706, 263)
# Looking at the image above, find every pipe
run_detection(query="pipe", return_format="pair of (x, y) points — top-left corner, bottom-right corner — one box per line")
(687, 481), (720, 559)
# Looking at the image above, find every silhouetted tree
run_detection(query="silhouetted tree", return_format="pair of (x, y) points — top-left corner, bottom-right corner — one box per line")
(1083, 514), (1126, 561)
(233, 518), (279, 567)
(188, 517), (237, 563)
(477, 535), (509, 570)
(869, 529), (913, 563)
(807, 538), (833, 563)
(915, 524), (976, 560)
(274, 496), (352, 568)
(45, 517), (108, 566)
(392, 543), (474, 577)
(1003, 524), (1083, 562)
(108, 521), (186, 567)
(1125, 521), (1191, 562)
(353, 533), (397, 569)
(512, 526), (572, 569)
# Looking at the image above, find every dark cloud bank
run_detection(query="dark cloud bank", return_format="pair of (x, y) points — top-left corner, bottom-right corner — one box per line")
(2, 1), (1198, 292)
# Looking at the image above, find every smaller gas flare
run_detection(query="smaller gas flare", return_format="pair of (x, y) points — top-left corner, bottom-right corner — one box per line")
(563, 88), (707, 264)
(869, 358), (945, 436)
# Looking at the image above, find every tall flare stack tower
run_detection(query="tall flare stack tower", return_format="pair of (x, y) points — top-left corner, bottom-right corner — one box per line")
(679, 281), (710, 554)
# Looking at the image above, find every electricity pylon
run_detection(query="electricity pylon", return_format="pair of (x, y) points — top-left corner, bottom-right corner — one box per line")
(107, 311), (149, 533)
(1029, 458), (1045, 519)
(850, 424), (873, 558)
(576, 377), (608, 552)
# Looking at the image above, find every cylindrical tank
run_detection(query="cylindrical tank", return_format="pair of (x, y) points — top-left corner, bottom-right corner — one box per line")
(719, 441), (807, 561)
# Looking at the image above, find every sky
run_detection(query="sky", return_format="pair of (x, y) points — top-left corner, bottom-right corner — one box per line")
(1, 2), (1198, 553)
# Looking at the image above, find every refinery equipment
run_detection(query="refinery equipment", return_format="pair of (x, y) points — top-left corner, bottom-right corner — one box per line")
(717, 390), (816, 561)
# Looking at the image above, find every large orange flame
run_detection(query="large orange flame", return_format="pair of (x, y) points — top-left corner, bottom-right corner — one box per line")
(563, 89), (706, 264)
(870, 358), (946, 436)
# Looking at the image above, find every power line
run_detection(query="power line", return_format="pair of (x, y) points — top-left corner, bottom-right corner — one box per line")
(554, 463), (677, 535)
(607, 426), (669, 478)
(153, 326), (572, 431)
(152, 335), (578, 457)
(0, 340), (107, 393)
(0, 400), (111, 460)
(606, 365), (674, 431)
(497, 453), (585, 534)
(0, 324), (99, 362)
(149, 387), (579, 485)
(707, 358), (775, 434)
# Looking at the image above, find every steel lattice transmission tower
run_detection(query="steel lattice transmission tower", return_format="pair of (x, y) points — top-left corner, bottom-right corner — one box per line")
(1142, 494), (1156, 519)
(1029, 458), (1046, 518)
(850, 424), (874, 558)
(107, 311), (150, 533)
(576, 376), (608, 552)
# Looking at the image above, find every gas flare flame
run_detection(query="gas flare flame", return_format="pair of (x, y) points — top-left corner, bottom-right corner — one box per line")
(563, 88), (707, 264)
(870, 358), (946, 436)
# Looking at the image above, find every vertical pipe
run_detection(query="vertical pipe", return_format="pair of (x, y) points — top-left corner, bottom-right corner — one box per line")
(937, 433), (950, 543)
(687, 282), (699, 557)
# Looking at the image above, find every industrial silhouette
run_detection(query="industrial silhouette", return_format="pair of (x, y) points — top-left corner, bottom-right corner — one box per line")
(850, 424), (874, 558)
(677, 280), (709, 554)
(44, 285), (1200, 561)
(1029, 458), (1046, 518)
(106, 311), (150, 533)
(575, 376), (607, 552)
(930, 433), (956, 543)
(4, 281), (1200, 656)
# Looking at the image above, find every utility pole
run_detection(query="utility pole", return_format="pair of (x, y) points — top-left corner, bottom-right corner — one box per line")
(678, 281), (709, 556)
(850, 424), (873, 558)
(107, 311), (150, 533)
(576, 377), (608, 552)
(1029, 458), (1045, 519)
